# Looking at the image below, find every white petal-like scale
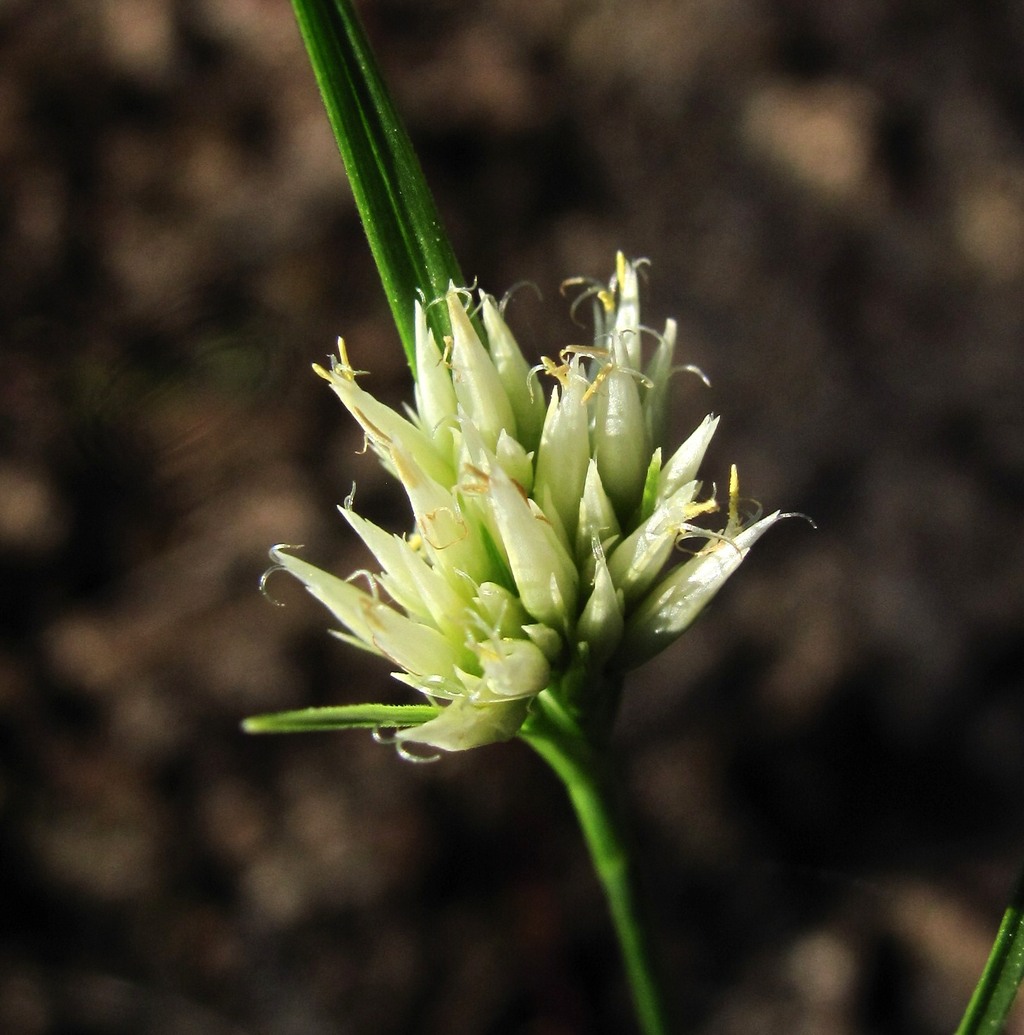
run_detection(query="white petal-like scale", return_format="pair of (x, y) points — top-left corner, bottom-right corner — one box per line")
(388, 439), (492, 586)
(318, 360), (453, 488)
(621, 512), (783, 668)
(575, 460), (621, 570)
(339, 508), (470, 637)
(495, 429), (534, 493)
(592, 364), (650, 521)
(413, 300), (459, 449)
(473, 582), (531, 640)
(577, 550), (625, 670)
(485, 464), (579, 630)
(533, 373), (591, 540)
(270, 546), (380, 652)
(610, 252), (642, 370)
(476, 637), (551, 699)
(605, 479), (700, 605)
(657, 415), (719, 504)
(395, 697), (531, 751)
(481, 295), (547, 453)
(643, 318), (677, 447)
(447, 290), (518, 450)
(361, 596), (464, 681)
(523, 622), (563, 663)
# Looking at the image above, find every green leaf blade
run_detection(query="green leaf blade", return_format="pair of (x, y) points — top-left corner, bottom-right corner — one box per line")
(957, 863), (1024, 1035)
(290, 0), (464, 371)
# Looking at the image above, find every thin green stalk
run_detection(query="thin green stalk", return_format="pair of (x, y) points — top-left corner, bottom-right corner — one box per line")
(957, 860), (1024, 1035)
(521, 693), (674, 1035)
(289, 0), (464, 370)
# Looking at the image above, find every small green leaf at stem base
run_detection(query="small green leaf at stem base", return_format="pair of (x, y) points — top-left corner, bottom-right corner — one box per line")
(242, 703), (438, 734)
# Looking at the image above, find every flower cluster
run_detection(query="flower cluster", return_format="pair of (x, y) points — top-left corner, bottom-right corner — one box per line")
(270, 255), (782, 752)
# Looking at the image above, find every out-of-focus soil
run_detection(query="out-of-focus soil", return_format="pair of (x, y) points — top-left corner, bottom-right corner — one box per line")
(2, 1), (1024, 1032)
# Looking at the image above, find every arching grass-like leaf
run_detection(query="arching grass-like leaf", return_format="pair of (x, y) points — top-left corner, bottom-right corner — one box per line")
(290, 0), (464, 372)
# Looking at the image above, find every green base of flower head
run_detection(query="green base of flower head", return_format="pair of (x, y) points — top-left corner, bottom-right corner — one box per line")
(246, 255), (784, 753)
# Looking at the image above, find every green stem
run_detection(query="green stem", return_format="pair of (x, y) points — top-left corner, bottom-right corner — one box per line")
(520, 693), (674, 1035)
(957, 860), (1024, 1035)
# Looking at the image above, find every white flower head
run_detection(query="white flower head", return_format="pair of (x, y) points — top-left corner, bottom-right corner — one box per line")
(270, 254), (784, 752)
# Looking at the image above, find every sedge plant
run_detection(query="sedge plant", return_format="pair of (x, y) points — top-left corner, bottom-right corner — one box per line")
(243, 1), (1024, 1031)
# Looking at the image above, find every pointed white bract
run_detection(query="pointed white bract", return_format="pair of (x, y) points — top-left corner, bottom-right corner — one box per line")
(271, 256), (784, 751)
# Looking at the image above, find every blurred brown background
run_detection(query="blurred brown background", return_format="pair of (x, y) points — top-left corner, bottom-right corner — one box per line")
(3, 0), (1024, 1032)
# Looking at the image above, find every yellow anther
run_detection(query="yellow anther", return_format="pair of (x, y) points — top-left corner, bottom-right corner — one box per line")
(315, 337), (367, 382)
(534, 354), (570, 388)
(581, 362), (613, 404)
(683, 497), (719, 522)
(728, 464), (740, 529)
(616, 250), (626, 293)
(560, 344), (609, 363)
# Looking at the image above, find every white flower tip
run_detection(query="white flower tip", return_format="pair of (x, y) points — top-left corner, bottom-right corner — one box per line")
(268, 542), (302, 562)
(314, 338), (366, 384)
